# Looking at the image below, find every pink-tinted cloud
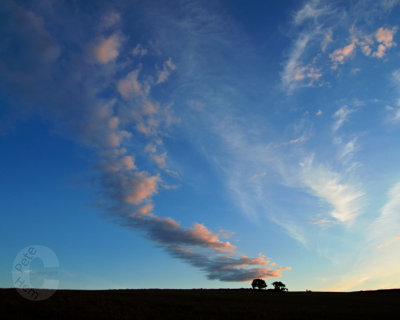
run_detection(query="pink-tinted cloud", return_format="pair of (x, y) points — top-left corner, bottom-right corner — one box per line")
(372, 27), (397, 58)
(93, 34), (120, 64)
(120, 155), (136, 170)
(106, 130), (131, 148)
(122, 211), (290, 281)
(375, 27), (396, 47)
(138, 204), (154, 216)
(377, 235), (400, 249)
(188, 223), (236, 253)
(309, 219), (337, 225)
(117, 69), (148, 99)
(165, 246), (291, 282)
(293, 65), (321, 82)
(142, 100), (158, 115)
(329, 40), (357, 67)
(1, 7), (289, 283)
(125, 171), (160, 205)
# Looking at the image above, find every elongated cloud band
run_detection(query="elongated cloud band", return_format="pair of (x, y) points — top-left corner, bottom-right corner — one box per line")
(0, 1), (288, 282)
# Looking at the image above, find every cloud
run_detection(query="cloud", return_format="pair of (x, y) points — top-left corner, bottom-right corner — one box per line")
(93, 34), (120, 64)
(309, 218), (337, 225)
(332, 105), (355, 132)
(377, 235), (400, 249)
(156, 58), (176, 84)
(165, 246), (290, 282)
(282, 33), (314, 92)
(120, 156), (136, 170)
(370, 182), (400, 242)
(126, 215), (237, 254)
(316, 109), (323, 116)
(151, 152), (167, 169)
(300, 155), (364, 224)
(386, 104), (400, 122)
(138, 204), (154, 216)
(169, 247), (290, 282)
(328, 26), (397, 66)
(329, 39), (357, 67)
(124, 171), (160, 205)
(117, 69), (149, 99)
(100, 12), (121, 30)
(289, 135), (307, 144)
(0, 1), (290, 284)
(0, 0), (60, 76)
(294, 0), (330, 25)
(294, 65), (322, 82)
(335, 137), (358, 160)
(372, 27), (397, 58)
(250, 172), (267, 180)
(132, 44), (148, 57)
(279, 135), (307, 146)
(321, 30), (333, 52)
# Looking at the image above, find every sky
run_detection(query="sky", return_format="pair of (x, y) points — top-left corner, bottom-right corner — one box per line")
(1, 0), (400, 291)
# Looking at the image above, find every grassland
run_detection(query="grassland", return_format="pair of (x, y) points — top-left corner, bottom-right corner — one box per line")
(1, 288), (399, 319)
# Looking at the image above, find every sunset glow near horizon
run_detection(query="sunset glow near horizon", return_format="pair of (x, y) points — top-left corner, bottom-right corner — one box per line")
(1, 0), (400, 291)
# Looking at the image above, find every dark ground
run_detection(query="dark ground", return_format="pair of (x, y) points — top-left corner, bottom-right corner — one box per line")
(1, 288), (399, 319)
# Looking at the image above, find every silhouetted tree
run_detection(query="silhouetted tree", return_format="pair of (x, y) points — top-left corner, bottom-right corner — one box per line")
(272, 281), (288, 291)
(251, 279), (267, 289)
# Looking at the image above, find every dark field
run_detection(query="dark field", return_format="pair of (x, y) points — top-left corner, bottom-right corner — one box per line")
(1, 288), (400, 319)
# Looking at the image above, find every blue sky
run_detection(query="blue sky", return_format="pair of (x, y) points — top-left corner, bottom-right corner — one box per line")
(1, 0), (400, 291)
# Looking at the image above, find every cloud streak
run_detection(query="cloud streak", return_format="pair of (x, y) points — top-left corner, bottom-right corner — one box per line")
(300, 155), (364, 224)
(0, 3), (288, 283)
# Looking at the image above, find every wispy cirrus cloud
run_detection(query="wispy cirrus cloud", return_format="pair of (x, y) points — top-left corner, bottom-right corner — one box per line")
(332, 105), (356, 132)
(282, 0), (335, 92)
(294, 0), (331, 25)
(321, 30), (333, 52)
(370, 182), (400, 243)
(282, 33), (315, 93)
(286, 0), (398, 92)
(132, 43), (148, 57)
(300, 155), (364, 224)
(156, 58), (176, 84)
(377, 235), (400, 249)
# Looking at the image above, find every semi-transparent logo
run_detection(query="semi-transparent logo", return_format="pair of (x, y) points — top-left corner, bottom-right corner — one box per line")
(12, 245), (59, 301)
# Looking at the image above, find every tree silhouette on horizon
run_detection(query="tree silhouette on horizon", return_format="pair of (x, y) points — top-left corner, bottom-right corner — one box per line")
(251, 279), (267, 289)
(272, 281), (288, 291)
